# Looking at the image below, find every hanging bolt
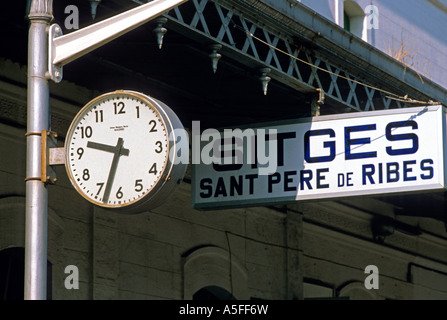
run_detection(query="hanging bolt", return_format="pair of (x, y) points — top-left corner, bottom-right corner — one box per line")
(208, 44), (222, 74)
(89, 0), (102, 20)
(153, 17), (168, 49)
(259, 67), (271, 95)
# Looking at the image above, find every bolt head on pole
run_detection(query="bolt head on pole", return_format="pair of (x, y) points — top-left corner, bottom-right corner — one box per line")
(48, 24), (63, 83)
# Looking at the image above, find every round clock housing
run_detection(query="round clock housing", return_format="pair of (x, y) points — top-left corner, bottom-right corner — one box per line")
(64, 90), (188, 213)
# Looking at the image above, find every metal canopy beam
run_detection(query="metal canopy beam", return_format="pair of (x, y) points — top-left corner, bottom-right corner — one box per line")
(144, 0), (441, 112)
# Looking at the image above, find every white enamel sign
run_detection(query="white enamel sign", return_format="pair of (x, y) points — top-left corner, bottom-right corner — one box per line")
(192, 105), (447, 209)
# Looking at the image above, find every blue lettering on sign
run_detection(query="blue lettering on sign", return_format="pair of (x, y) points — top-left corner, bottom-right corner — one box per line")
(362, 159), (434, 185)
(362, 164), (375, 185)
(387, 162), (399, 183)
(345, 124), (377, 160)
(316, 168), (330, 189)
(197, 118), (436, 200)
(304, 129), (336, 163)
(199, 175), (259, 198)
(421, 159), (434, 180)
(403, 160), (417, 181)
(386, 121), (419, 156)
(305, 120), (421, 164)
(300, 170), (313, 190)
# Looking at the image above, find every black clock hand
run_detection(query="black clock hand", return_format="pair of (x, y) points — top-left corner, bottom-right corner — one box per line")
(87, 138), (129, 203)
(87, 140), (130, 156)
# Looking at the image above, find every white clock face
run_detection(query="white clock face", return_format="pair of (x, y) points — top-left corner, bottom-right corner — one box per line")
(65, 91), (170, 209)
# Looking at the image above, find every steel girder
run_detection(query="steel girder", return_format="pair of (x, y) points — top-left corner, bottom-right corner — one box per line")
(154, 0), (410, 112)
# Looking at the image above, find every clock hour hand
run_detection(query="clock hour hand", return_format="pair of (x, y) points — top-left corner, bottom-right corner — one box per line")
(88, 138), (130, 204)
(87, 140), (130, 156)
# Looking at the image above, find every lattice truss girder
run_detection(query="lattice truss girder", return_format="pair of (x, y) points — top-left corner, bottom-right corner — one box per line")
(162, 0), (408, 111)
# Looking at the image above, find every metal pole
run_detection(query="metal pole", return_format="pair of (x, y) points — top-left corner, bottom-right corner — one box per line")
(23, 0), (186, 300)
(25, 0), (53, 300)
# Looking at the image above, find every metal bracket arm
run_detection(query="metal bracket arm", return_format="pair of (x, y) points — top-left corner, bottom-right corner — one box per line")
(48, 0), (188, 82)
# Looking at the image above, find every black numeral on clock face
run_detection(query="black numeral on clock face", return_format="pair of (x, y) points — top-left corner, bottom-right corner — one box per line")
(149, 120), (157, 132)
(155, 141), (163, 153)
(116, 187), (123, 199)
(149, 163), (157, 175)
(77, 147), (84, 159)
(135, 179), (143, 192)
(95, 110), (104, 122)
(80, 126), (93, 138)
(82, 169), (90, 181)
(114, 102), (125, 114)
(96, 182), (104, 195)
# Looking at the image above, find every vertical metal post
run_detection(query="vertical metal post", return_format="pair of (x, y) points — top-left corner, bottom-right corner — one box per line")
(25, 0), (53, 300)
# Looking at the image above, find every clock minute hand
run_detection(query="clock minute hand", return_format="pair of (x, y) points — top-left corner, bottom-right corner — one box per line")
(88, 138), (130, 204)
